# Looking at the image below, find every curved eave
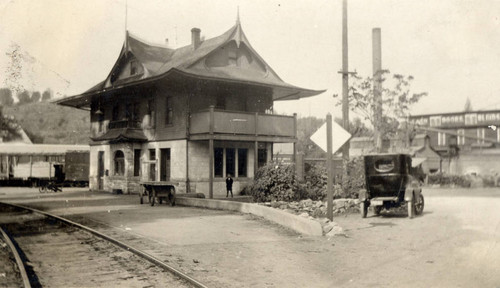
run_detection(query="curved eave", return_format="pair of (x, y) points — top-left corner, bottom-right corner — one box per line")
(55, 68), (325, 109)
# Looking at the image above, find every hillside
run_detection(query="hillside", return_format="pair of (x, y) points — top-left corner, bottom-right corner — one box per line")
(4, 102), (90, 144)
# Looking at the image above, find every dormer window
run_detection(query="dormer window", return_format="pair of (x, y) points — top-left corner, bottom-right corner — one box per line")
(130, 60), (139, 76)
(228, 49), (237, 66)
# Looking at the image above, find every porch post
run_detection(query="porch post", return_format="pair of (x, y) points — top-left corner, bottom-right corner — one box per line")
(254, 112), (259, 176)
(209, 105), (214, 199)
(209, 139), (214, 198)
(29, 155), (33, 179)
(293, 113), (297, 173)
(254, 141), (258, 176)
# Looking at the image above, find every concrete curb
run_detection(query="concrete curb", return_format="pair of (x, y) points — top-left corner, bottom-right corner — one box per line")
(176, 197), (323, 236)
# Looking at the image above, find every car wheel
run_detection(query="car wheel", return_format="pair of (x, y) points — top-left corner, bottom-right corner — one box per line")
(407, 195), (415, 219)
(374, 206), (382, 215)
(360, 201), (368, 218)
(415, 194), (424, 215)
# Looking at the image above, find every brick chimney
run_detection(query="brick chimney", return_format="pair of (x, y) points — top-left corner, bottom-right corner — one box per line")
(191, 28), (201, 49)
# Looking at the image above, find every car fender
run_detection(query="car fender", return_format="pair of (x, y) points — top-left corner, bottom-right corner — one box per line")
(359, 189), (368, 201)
(404, 188), (414, 202)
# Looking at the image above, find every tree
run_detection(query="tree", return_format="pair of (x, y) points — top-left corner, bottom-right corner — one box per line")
(0, 88), (14, 106)
(4, 43), (24, 95)
(17, 90), (31, 105)
(0, 106), (21, 142)
(42, 88), (52, 101)
(334, 71), (427, 148)
(31, 91), (41, 103)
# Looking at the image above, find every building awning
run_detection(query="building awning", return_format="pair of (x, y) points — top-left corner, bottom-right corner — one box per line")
(412, 157), (427, 167)
(91, 128), (147, 143)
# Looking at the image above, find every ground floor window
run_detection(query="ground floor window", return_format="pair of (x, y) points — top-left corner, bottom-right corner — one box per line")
(149, 149), (156, 181)
(214, 147), (248, 178)
(214, 148), (224, 177)
(134, 149), (141, 176)
(226, 148), (235, 177)
(258, 148), (267, 168)
(238, 149), (247, 177)
(114, 150), (125, 176)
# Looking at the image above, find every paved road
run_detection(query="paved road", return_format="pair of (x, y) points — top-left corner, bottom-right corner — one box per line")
(0, 187), (499, 287)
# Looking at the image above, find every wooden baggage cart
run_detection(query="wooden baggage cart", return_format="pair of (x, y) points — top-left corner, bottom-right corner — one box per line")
(140, 181), (177, 206)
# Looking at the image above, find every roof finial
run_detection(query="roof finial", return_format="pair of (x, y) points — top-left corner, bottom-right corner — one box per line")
(236, 6), (240, 24)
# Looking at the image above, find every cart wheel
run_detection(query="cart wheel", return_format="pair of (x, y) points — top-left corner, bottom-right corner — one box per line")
(140, 194), (144, 204)
(407, 195), (415, 219)
(39, 186), (46, 193)
(374, 206), (382, 216)
(150, 188), (156, 206)
(360, 201), (368, 218)
(415, 194), (424, 216)
(169, 194), (176, 206)
(159, 197), (163, 204)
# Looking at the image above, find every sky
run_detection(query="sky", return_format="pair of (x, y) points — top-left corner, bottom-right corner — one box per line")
(0, 0), (499, 120)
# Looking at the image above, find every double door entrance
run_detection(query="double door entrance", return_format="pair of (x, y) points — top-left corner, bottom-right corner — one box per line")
(149, 148), (171, 182)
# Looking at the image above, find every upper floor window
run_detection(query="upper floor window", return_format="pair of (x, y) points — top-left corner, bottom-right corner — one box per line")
(130, 60), (139, 76)
(148, 98), (155, 128)
(165, 97), (173, 125)
(112, 104), (120, 121)
(114, 150), (125, 176)
(228, 49), (238, 66)
(457, 129), (465, 145)
(98, 109), (105, 133)
(126, 102), (139, 123)
(215, 95), (225, 110)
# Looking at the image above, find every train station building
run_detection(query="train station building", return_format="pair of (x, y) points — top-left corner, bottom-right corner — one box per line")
(56, 19), (323, 196)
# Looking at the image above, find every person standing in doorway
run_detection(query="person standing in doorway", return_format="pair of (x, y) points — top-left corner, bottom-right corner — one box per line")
(226, 174), (233, 198)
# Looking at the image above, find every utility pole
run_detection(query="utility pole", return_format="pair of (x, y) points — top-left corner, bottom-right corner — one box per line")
(372, 28), (383, 153)
(339, 0), (354, 161)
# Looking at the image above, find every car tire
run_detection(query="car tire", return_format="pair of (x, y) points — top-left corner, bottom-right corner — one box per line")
(407, 195), (415, 219)
(415, 194), (424, 216)
(360, 201), (368, 218)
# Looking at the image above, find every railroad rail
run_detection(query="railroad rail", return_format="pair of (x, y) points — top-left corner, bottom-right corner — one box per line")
(0, 201), (208, 288)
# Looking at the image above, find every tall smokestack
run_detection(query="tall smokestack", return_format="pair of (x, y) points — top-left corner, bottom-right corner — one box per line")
(372, 28), (383, 152)
(191, 28), (201, 49)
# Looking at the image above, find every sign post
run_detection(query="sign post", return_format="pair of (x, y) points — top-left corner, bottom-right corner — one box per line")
(326, 114), (333, 220)
(310, 114), (352, 221)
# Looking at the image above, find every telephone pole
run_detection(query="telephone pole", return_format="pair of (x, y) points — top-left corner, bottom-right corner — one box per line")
(339, 0), (354, 161)
(373, 28), (383, 152)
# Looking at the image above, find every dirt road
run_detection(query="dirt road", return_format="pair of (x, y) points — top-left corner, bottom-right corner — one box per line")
(1, 187), (499, 287)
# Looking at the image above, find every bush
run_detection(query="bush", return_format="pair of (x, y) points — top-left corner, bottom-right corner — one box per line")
(247, 162), (300, 202)
(340, 157), (365, 199)
(301, 165), (327, 200)
(246, 158), (365, 203)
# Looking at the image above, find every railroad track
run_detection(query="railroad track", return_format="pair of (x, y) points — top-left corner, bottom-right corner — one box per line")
(0, 202), (208, 288)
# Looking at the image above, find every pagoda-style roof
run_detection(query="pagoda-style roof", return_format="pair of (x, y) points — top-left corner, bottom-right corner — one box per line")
(56, 21), (325, 109)
(91, 128), (147, 143)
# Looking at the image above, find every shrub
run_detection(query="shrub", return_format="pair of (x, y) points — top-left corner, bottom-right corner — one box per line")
(340, 157), (365, 199)
(301, 164), (327, 200)
(247, 162), (300, 202)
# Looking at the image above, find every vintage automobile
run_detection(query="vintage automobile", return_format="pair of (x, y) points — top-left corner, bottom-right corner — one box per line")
(359, 153), (424, 218)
